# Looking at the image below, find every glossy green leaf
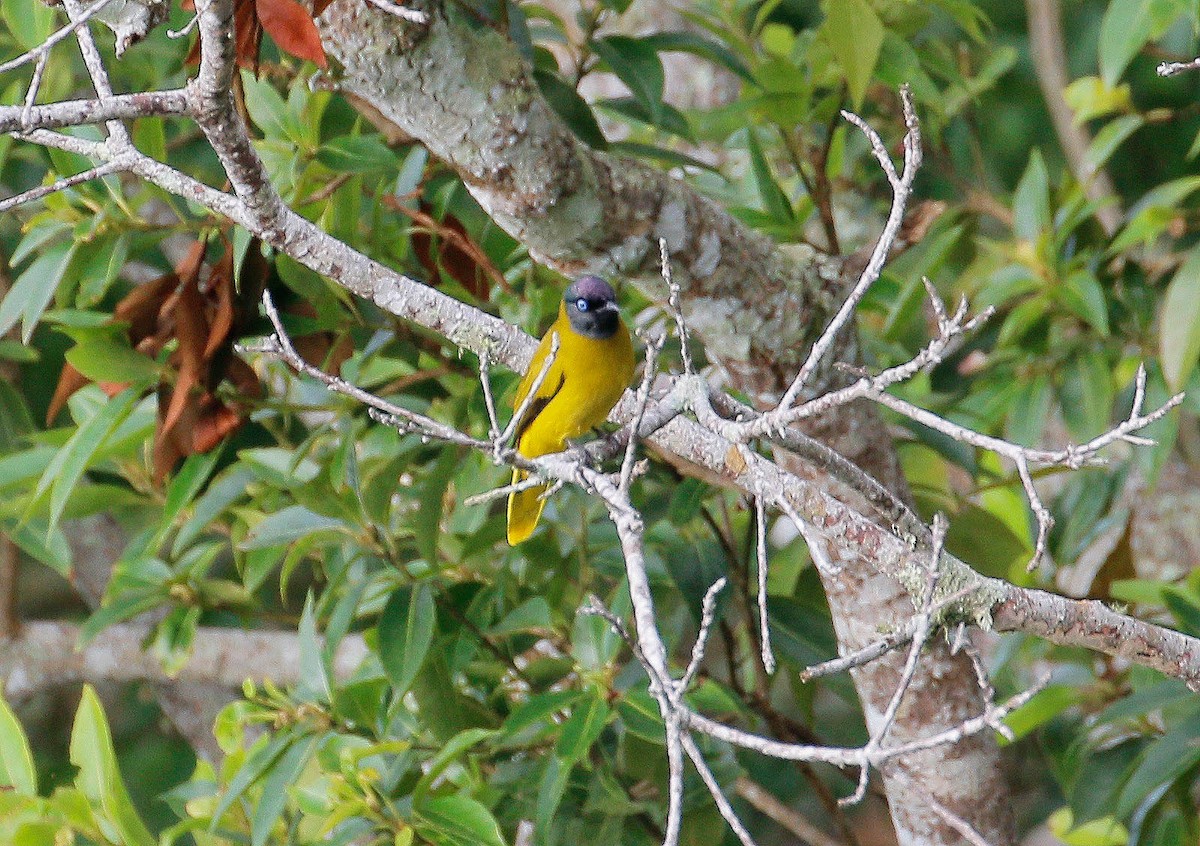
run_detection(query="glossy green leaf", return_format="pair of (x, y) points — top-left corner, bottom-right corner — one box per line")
(1059, 351), (1114, 440)
(316, 135), (398, 174)
(641, 31), (753, 82)
(1, 0), (56, 50)
(416, 727), (495, 796)
(821, 0), (883, 108)
(414, 794), (507, 846)
(0, 244), (75, 344)
(500, 690), (583, 738)
(64, 339), (161, 385)
(1084, 114), (1143, 174)
(211, 731), (294, 825)
(415, 450), (457, 565)
(590, 35), (665, 127)
(1056, 269), (1110, 336)
(488, 596), (552, 636)
(379, 583), (436, 697)
(70, 686), (155, 846)
(28, 388), (138, 535)
(0, 696), (36, 795)
(555, 686), (609, 763)
(240, 504), (346, 549)
(1159, 247), (1200, 389)
(745, 129), (793, 223)
(1013, 150), (1051, 242)
(251, 733), (318, 846)
(1115, 704), (1200, 818)
(533, 70), (607, 149)
(1098, 0), (1180, 85)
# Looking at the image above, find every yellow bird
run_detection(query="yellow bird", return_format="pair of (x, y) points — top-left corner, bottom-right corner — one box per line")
(506, 276), (636, 545)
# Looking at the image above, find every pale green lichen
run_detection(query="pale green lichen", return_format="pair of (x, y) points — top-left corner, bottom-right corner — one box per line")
(895, 552), (1005, 631)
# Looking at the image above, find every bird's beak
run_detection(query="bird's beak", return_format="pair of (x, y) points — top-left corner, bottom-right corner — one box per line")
(599, 301), (620, 315)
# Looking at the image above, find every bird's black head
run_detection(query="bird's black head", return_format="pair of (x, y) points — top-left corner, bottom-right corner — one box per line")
(564, 275), (621, 340)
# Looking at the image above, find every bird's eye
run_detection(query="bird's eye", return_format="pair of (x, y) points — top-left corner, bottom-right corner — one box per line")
(576, 298), (589, 311)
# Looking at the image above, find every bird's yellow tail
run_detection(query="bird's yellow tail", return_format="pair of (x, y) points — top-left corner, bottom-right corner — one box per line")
(507, 468), (548, 545)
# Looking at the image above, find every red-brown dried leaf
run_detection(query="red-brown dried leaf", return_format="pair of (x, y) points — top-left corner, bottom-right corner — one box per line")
(225, 355), (263, 397)
(161, 270), (210, 438)
(45, 364), (90, 424)
(410, 211), (494, 301)
(234, 0), (264, 71)
(192, 394), (243, 453)
(204, 248), (236, 359)
(45, 242), (206, 423)
(256, 0), (327, 68)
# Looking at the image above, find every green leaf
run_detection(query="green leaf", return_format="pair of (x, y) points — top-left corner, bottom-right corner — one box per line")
(297, 592), (333, 703)
(1064, 77), (1135, 123)
(0, 695), (36, 795)
(161, 447), (226, 540)
(27, 389), (138, 535)
(616, 687), (665, 744)
(415, 450), (457, 565)
(555, 686), (609, 763)
(1056, 269), (1110, 336)
(1098, 0), (1181, 85)
(1, 0), (56, 50)
(500, 690), (583, 738)
(414, 794), (508, 846)
(489, 596), (552, 636)
(745, 129), (793, 223)
(1048, 808), (1129, 846)
(315, 135), (398, 174)
(1084, 114), (1144, 174)
(0, 244), (76, 344)
(1006, 372), (1053, 447)
(378, 583), (436, 697)
(70, 686), (155, 846)
(1159, 247), (1200, 389)
(533, 70), (607, 149)
(590, 35), (665, 127)
(242, 72), (299, 142)
(416, 727), (495, 796)
(822, 0), (884, 108)
(1002, 684), (1078, 741)
(64, 339), (161, 385)
(240, 504), (346, 549)
(1162, 587), (1200, 637)
(0, 379), (34, 452)
(640, 31), (753, 83)
(1059, 351), (1114, 441)
(1013, 150), (1051, 242)
(1114, 704), (1200, 818)
(211, 731), (294, 825)
(251, 733), (318, 846)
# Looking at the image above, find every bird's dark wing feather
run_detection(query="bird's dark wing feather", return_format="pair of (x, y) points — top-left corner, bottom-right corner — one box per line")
(511, 373), (565, 447)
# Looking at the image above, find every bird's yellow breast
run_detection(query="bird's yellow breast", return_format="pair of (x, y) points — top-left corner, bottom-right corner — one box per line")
(514, 306), (636, 459)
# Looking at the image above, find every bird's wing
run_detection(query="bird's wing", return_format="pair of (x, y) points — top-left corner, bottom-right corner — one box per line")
(511, 371), (565, 448)
(511, 327), (567, 448)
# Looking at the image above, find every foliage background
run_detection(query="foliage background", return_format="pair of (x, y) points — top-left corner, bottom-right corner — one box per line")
(3, 0), (1200, 844)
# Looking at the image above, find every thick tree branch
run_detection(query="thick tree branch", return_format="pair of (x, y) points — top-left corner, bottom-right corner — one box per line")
(1024, 0), (1121, 235)
(0, 620), (369, 700)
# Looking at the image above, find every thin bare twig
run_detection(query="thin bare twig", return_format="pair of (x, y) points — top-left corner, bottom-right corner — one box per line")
(0, 160), (122, 214)
(620, 331), (663, 493)
(679, 577), (726, 694)
(754, 497), (775, 674)
(661, 238), (693, 376)
(0, 0), (121, 76)
(734, 777), (844, 846)
(1158, 57), (1200, 76)
(771, 85), (920, 413)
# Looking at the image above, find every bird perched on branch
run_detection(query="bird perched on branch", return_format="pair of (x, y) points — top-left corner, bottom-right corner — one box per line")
(507, 276), (636, 545)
